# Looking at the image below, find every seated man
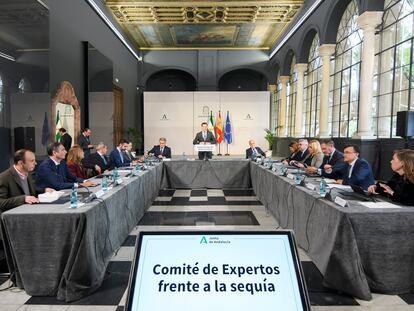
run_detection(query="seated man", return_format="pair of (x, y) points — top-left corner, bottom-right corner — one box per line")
(307, 139), (345, 178)
(283, 139), (310, 165)
(0, 149), (54, 213)
(124, 141), (136, 162)
(335, 144), (375, 191)
(148, 137), (172, 159)
(83, 142), (110, 175)
(36, 142), (94, 191)
(246, 139), (266, 159)
(109, 139), (134, 168)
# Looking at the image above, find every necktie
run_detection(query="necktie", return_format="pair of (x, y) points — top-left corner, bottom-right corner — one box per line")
(101, 155), (107, 165)
(348, 164), (352, 178)
(203, 132), (206, 140)
(253, 148), (257, 155)
(119, 150), (124, 163)
(160, 147), (164, 154)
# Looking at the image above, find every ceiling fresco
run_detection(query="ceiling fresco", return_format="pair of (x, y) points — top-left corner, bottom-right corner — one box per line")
(104, 0), (304, 50)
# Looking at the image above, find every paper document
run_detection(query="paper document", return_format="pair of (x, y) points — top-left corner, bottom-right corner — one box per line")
(38, 191), (65, 203)
(359, 202), (401, 209)
(327, 184), (352, 190)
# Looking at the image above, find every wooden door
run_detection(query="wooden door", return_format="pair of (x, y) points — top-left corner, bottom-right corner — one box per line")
(113, 85), (123, 148)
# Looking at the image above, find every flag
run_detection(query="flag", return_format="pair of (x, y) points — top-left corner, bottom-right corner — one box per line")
(208, 111), (215, 137)
(55, 110), (61, 141)
(41, 112), (50, 146)
(215, 110), (223, 144)
(224, 111), (233, 144)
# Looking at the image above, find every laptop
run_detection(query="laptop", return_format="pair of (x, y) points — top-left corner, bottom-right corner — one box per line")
(125, 231), (311, 311)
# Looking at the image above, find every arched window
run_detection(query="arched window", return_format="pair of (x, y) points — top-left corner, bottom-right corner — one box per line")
(271, 74), (282, 132)
(304, 34), (322, 137)
(375, 0), (414, 138)
(287, 56), (297, 137)
(330, 0), (362, 137)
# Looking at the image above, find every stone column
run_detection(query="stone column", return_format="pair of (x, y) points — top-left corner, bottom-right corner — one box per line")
(354, 11), (383, 139)
(293, 63), (307, 137)
(318, 44), (336, 138)
(278, 76), (290, 137)
(268, 84), (277, 131)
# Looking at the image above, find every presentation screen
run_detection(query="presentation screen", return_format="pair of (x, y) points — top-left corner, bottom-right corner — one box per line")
(125, 231), (310, 311)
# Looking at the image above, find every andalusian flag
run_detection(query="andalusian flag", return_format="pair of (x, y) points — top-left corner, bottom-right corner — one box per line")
(55, 110), (61, 141)
(208, 111), (215, 136)
(215, 110), (223, 144)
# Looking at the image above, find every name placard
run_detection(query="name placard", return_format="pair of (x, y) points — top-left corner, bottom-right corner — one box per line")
(334, 196), (348, 207)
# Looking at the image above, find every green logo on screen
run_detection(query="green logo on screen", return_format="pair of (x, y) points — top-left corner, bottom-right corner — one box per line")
(200, 236), (208, 244)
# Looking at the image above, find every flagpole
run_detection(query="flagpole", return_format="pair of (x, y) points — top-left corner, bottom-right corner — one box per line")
(225, 143), (230, 156)
(217, 143), (222, 156)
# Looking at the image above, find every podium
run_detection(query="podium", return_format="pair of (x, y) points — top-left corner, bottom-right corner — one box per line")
(194, 144), (216, 153)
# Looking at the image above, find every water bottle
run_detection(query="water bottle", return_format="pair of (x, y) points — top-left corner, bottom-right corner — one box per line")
(113, 167), (118, 181)
(134, 164), (140, 176)
(319, 177), (327, 197)
(182, 152), (186, 160)
(70, 187), (78, 208)
(295, 169), (302, 185)
(281, 164), (287, 176)
(102, 175), (108, 192)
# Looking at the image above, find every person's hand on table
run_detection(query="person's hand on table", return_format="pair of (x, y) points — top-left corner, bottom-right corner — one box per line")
(379, 183), (394, 196)
(305, 167), (317, 173)
(95, 165), (102, 175)
(45, 188), (55, 193)
(81, 180), (95, 187)
(25, 196), (39, 204)
(336, 179), (343, 185)
(296, 162), (304, 168)
(367, 185), (377, 194)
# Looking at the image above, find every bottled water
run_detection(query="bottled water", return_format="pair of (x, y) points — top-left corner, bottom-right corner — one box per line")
(134, 164), (140, 176)
(102, 176), (108, 192)
(70, 187), (78, 208)
(319, 177), (327, 197)
(182, 152), (186, 160)
(281, 164), (287, 176)
(295, 170), (302, 185)
(113, 168), (118, 181)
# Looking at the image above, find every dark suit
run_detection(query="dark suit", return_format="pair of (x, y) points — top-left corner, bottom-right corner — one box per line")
(148, 145), (171, 159)
(83, 152), (110, 173)
(321, 149), (345, 179)
(78, 134), (92, 157)
(59, 133), (72, 152)
(341, 158), (375, 191)
(292, 149), (310, 163)
(193, 131), (216, 160)
(109, 148), (131, 168)
(36, 158), (83, 191)
(0, 168), (36, 213)
(245, 147), (266, 159)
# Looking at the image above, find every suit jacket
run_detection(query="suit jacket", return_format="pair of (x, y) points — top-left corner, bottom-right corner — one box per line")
(60, 133), (72, 152)
(82, 152), (110, 173)
(109, 148), (131, 168)
(0, 168), (36, 213)
(321, 150), (345, 178)
(67, 161), (87, 179)
(377, 173), (414, 206)
(292, 149), (310, 163)
(78, 134), (92, 156)
(193, 131), (216, 145)
(342, 158), (375, 191)
(36, 158), (83, 191)
(245, 147), (266, 159)
(148, 145), (171, 158)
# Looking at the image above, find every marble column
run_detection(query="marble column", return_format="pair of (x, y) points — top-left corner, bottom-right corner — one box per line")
(293, 63), (308, 137)
(354, 11), (383, 139)
(318, 44), (336, 138)
(268, 84), (277, 131)
(278, 76), (290, 137)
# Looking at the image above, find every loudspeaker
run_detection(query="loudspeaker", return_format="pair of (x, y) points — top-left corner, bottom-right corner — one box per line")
(14, 127), (35, 152)
(396, 111), (414, 138)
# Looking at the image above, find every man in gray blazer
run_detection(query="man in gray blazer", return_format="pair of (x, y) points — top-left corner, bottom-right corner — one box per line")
(193, 122), (216, 160)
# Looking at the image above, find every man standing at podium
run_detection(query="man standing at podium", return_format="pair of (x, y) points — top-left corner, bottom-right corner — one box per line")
(193, 122), (216, 160)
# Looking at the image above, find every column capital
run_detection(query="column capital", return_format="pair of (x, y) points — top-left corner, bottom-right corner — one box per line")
(319, 44), (336, 57)
(279, 75), (290, 84)
(267, 84), (277, 92)
(294, 63), (308, 73)
(357, 11), (383, 32)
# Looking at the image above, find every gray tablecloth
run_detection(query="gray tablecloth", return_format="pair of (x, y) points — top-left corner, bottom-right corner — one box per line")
(1, 164), (162, 302)
(250, 162), (414, 300)
(161, 159), (251, 188)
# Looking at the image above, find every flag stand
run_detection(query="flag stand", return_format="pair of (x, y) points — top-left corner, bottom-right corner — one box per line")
(225, 143), (230, 156)
(217, 144), (222, 156)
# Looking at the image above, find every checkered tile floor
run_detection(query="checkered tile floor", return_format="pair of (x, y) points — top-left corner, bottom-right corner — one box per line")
(1, 189), (413, 310)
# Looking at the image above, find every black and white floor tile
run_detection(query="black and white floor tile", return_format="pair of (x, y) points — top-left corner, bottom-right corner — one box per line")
(1, 188), (414, 310)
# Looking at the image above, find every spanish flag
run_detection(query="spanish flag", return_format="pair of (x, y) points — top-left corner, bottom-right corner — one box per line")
(215, 110), (223, 144)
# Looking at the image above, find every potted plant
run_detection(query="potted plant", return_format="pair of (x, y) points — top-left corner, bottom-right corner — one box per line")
(264, 128), (276, 150)
(126, 127), (143, 155)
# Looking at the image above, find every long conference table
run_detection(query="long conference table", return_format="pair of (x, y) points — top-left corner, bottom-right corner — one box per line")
(1, 159), (414, 302)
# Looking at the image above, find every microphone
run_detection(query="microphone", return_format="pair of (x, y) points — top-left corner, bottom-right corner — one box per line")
(78, 184), (97, 203)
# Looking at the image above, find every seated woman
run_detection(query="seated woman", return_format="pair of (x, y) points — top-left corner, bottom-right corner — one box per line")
(282, 141), (299, 164)
(296, 140), (324, 171)
(368, 149), (414, 206)
(66, 144), (87, 179)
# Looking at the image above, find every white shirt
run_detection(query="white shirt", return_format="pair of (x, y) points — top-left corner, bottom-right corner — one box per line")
(50, 157), (60, 165)
(348, 159), (358, 178)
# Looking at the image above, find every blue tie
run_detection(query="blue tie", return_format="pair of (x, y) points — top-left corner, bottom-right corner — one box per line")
(119, 150), (124, 163)
(101, 155), (107, 165)
(203, 132), (206, 140)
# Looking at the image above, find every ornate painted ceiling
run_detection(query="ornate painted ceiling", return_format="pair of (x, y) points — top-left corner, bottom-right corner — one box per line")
(104, 0), (304, 50)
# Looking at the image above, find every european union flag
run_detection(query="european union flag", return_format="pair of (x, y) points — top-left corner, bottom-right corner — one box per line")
(224, 111), (232, 144)
(41, 111), (50, 146)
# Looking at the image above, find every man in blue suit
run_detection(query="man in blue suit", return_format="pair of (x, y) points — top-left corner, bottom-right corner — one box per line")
(335, 144), (375, 191)
(36, 142), (94, 191)
(148, 137), (171, 159)
(109, 139), (134, 168)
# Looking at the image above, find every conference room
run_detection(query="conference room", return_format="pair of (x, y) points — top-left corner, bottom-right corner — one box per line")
(0, 0), (414, 310)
